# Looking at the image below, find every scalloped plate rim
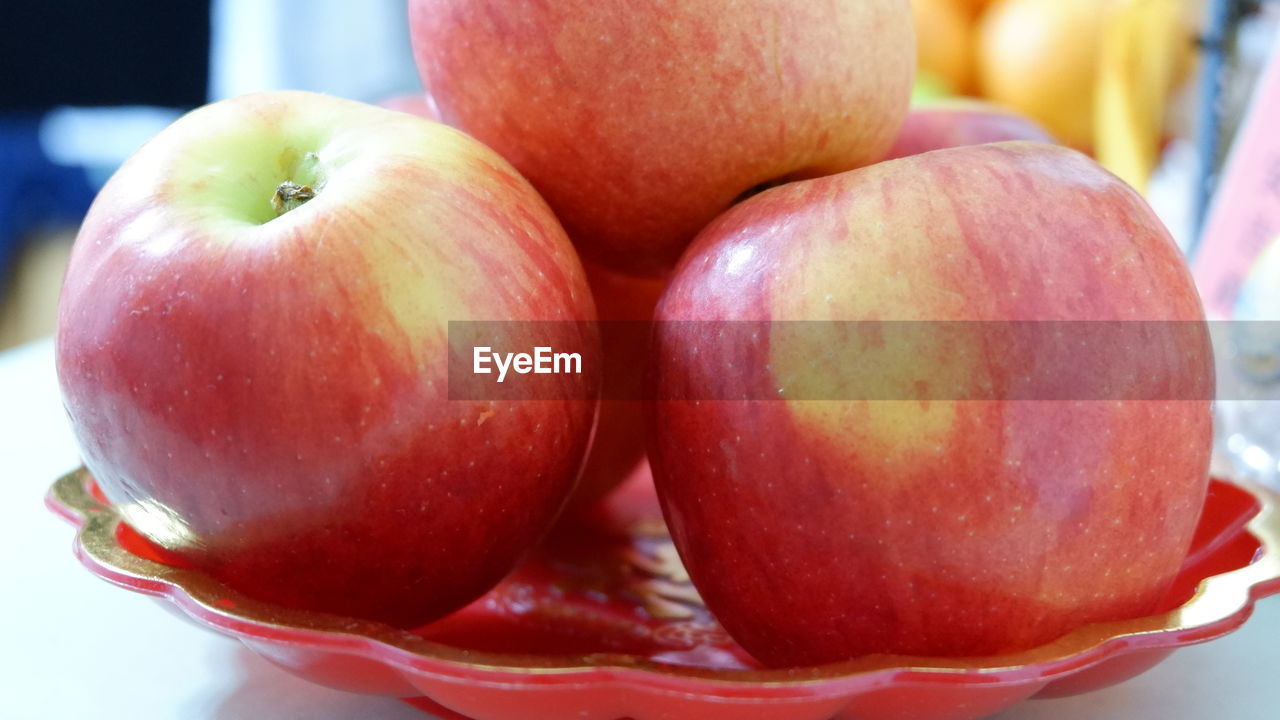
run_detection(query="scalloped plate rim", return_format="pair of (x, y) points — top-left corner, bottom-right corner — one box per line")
(45, 466), (1280, 696)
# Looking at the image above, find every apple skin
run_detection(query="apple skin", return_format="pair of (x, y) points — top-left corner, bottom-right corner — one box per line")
(409, 0), (915, 276)
(381, 68), (663, 515)
(884, 100), (1055, 159)
(56, 91), (600, 628)
(649, 142), (1212, 666)
(569, 263), (666, 510)
(377, 91), (443, 122)
(377, 90), (656, 510)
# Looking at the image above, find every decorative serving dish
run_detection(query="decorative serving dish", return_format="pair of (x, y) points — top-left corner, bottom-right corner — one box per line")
(47, 464), (1280, 720)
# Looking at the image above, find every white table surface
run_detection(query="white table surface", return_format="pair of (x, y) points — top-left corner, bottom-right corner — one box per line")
(3, 336), (1277, 720)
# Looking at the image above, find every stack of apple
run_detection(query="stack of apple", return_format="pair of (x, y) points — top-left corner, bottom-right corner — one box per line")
(55, 0), (1211, 669)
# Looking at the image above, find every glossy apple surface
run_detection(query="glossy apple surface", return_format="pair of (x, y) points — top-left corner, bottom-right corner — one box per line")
(649, 142), (1212, 666)
(56, 91), (600, 627)
(409, 0), (914, 276)
(884, 100), (1055, 159)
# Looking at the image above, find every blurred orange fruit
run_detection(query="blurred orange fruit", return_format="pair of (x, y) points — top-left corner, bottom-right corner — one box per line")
(952, 0), (998, 18)
(977, 0), (1111, 151)
(913, 0), (977, 95)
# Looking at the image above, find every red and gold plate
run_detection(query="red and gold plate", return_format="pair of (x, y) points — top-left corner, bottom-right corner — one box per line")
(46, 464), (1280, 720)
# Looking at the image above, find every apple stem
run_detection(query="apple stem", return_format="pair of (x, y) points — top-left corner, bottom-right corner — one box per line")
(272, 181), (316, 217)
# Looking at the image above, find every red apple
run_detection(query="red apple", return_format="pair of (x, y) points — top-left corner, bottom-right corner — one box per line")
(321, 90), (656, 511)
(649, 142), (1212, 666)
(409, 0), (915, 276)
(56, 91), (600, 627)
(884, 99), (1055, 159)
(569, 263), (666, 510)
(377, 82), (668, 513)
(384, 74), (665, 509)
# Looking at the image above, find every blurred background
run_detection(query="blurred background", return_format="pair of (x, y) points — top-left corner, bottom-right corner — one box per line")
(0, 0), (421, 349)
(909, 0), (1276, 251)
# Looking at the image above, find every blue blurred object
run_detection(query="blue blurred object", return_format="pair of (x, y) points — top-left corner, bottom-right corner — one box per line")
(38, 106), (184, 188)
(0, 114), (95, 289)
(0, 105), (185, 297)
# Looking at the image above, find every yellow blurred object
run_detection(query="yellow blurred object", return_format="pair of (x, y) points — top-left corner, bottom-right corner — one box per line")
(952, 0), (998, 18)
(1094, 0), (1193, 192)
(913, 0), (977, 95)
(0, 231), (74, 350)
(977, 0), (1111, 151)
